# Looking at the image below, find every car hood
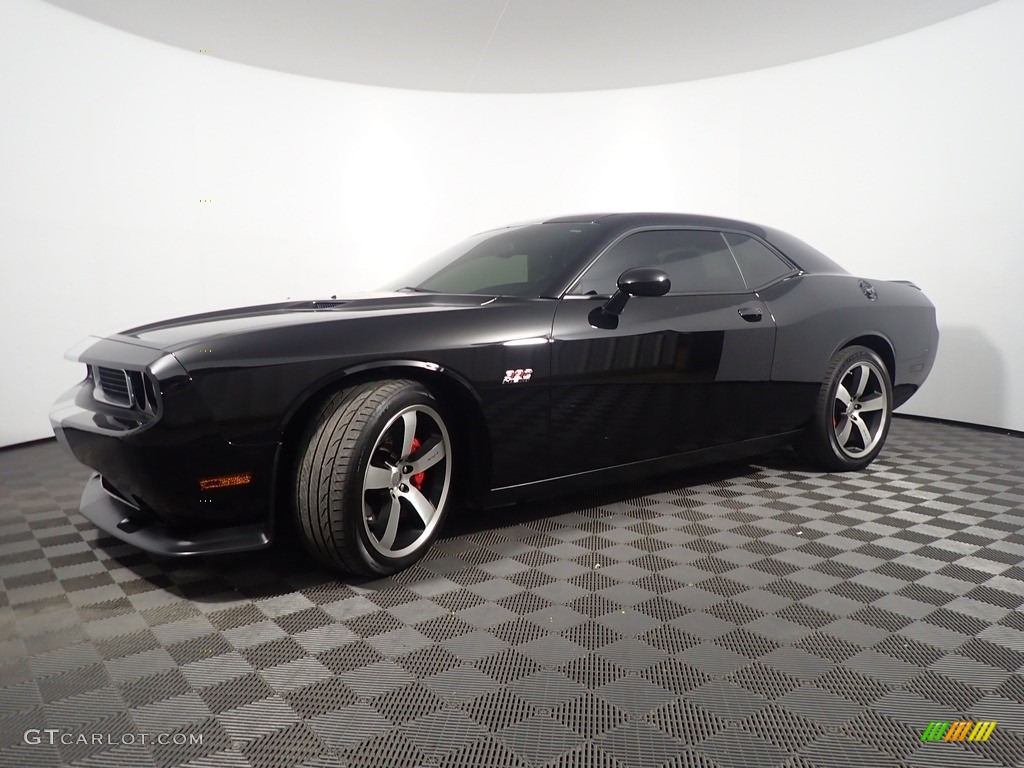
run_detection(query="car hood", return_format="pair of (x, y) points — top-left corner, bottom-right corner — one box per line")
(109, 292), (497, 351)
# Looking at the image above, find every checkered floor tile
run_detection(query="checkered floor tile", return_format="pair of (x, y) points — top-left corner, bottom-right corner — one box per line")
(1, 417), (1022, 767)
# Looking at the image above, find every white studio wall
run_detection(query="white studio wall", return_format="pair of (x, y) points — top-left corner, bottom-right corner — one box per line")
(1, 0), (1022, 447)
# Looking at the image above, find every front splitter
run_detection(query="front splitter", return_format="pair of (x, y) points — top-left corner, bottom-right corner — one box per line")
(78, 473), (272, 556)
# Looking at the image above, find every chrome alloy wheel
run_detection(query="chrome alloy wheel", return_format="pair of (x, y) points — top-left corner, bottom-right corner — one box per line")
(832, 360), (889, 459)
(360, 404), (451, 558)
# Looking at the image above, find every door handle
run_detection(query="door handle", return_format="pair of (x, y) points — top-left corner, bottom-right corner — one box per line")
(738, 307), (763, 322)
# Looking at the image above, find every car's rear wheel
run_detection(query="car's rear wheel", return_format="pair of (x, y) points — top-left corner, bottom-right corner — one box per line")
(294, 379), (453, 575)
(795, 345), (892, 471)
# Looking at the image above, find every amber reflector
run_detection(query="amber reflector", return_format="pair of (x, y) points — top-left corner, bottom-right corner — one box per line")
(199, 472), (253, 490)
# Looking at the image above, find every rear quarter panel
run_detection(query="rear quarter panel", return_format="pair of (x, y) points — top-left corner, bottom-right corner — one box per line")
(760, 273), (937, 413)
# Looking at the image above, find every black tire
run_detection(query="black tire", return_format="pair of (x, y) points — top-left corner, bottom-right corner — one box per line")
(795, 345), (893, 472)
(294, 379), (454, 575)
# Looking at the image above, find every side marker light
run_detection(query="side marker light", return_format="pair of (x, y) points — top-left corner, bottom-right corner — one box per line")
(199, 473), (253, 490)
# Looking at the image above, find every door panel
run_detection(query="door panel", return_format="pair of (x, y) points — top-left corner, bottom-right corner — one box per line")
(549, 293), (775, 476)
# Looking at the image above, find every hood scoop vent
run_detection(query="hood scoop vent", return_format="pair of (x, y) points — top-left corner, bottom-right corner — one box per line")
(311, 300), (351, 309)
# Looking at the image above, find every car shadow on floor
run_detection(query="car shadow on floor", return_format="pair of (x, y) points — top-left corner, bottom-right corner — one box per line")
(90, 446), (814, 603)
(441, 455), (786, 539)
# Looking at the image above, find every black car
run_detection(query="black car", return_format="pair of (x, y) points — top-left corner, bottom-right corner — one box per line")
(50, 213), (938, 574)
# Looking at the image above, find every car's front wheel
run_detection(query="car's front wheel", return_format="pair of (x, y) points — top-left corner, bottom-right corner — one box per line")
(795, 345), (893, 471)
(294, 379), (453, 575)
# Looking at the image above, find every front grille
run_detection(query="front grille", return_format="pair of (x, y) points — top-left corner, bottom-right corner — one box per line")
(128, 371), (148, 411)
(92, 366), (159, 413)
(97, 367), (131, 405)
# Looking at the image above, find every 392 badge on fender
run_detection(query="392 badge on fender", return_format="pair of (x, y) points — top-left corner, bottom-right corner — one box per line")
(502, 368), (533, 384)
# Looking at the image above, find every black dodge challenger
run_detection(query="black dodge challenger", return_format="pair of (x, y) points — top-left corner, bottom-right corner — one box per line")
(51, 213), (938, 574)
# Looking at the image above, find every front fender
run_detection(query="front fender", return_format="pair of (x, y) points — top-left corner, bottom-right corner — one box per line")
(273, 358), (485, 441)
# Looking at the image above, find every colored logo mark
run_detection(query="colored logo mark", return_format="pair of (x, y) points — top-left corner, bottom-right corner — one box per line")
(921, 721), (997, 742)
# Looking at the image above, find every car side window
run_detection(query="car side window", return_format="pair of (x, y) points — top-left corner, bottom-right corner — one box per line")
(724, 233), (794, 289)
(570, 229), (747, 296)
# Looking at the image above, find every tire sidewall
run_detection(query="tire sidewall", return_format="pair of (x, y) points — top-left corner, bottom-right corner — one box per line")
(342, 384), (452, 575)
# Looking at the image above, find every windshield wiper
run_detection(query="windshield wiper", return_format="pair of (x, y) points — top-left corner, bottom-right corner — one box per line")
(396, 286), (438, 293)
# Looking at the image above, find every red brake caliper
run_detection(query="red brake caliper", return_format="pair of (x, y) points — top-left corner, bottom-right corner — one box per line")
(408, 438), (426, 490)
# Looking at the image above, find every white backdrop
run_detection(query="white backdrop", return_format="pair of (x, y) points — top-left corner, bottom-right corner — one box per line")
(2, 0), (1022, 447)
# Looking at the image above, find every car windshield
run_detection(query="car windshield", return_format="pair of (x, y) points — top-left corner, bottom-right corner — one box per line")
(383, 222), (602, 298)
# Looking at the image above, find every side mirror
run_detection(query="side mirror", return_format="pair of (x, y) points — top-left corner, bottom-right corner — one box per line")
(617, 267), (672, 298)
(589, 267), (671, 329)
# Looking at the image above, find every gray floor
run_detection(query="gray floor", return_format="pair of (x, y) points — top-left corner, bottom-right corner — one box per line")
(1, 417), (1023, 768)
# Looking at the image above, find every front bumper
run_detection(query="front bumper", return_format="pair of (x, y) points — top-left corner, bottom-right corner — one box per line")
(51, 359), (279, 556)
(78, 473), (271, 556)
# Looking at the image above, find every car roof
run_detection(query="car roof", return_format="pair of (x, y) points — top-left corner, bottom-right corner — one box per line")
(542, 212), (769, 237)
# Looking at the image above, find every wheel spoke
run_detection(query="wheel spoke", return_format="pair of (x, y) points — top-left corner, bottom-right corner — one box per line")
(854, 417), (873, 448)
(404, 486), (437, 526)
(379, 497), (401, 550)
(409, 434), (445, 474)
(363, 464), (392, 491)
(400, 411), (418, 460)
(858, 393), (885, 412)
(835, 384), (852, 407)
(853, 364), (871, 397)
(358, 401), (452, 559)
(836, 416), (853, 445)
